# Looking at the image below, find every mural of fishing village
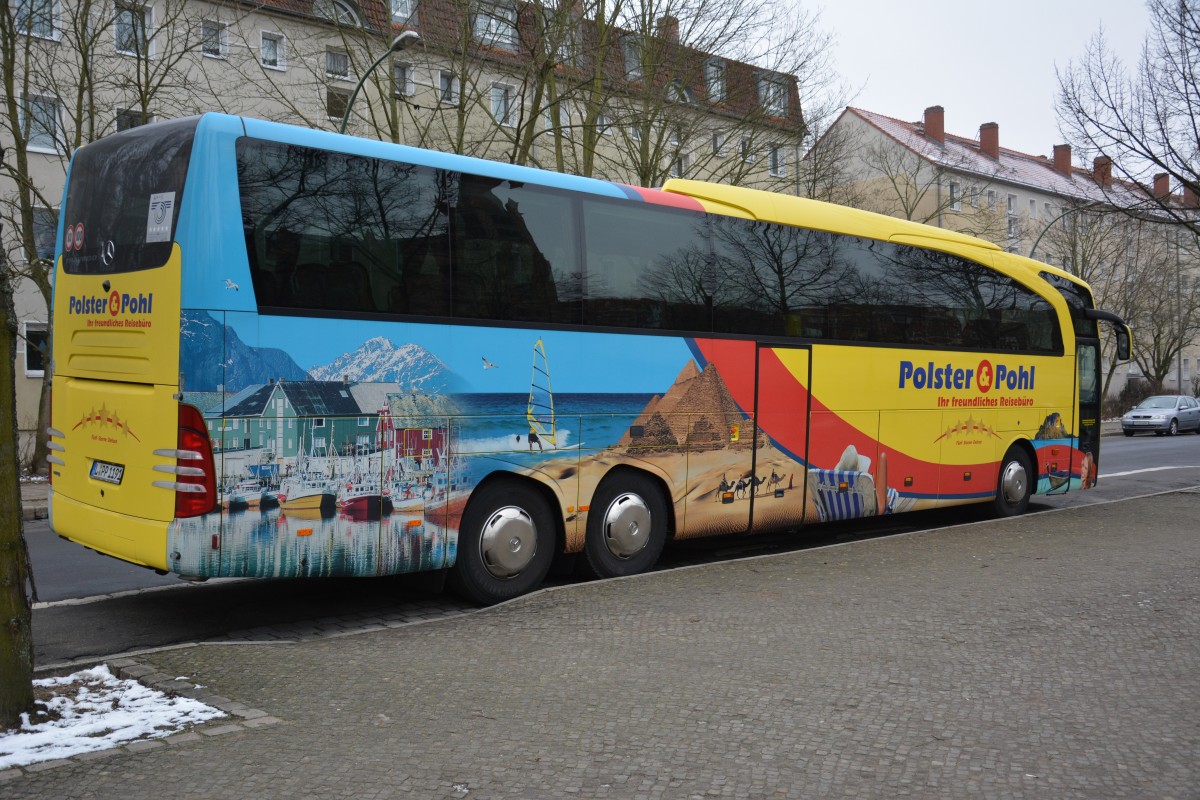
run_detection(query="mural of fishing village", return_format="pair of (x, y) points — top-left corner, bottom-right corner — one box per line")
(170, 310), (842, 579)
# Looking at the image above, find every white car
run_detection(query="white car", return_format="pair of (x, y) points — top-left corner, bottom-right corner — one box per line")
(1121, 395), (1200, 436)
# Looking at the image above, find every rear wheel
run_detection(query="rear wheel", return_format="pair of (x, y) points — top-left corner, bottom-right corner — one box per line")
(581, 473), (669, 579)
(448, 481), (555, 605)
(993, 446), (1033, 517)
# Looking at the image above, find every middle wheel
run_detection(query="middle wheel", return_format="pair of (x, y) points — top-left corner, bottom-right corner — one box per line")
(582, 472), (669, 579)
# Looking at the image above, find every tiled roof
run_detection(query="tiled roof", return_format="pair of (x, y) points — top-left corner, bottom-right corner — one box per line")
(845, 107), (1151, 208)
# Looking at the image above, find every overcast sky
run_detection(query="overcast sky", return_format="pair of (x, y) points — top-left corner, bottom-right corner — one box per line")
(813, 0), (1151, 159)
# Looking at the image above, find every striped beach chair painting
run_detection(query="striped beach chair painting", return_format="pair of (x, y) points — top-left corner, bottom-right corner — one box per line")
(811, 469), (900, 523)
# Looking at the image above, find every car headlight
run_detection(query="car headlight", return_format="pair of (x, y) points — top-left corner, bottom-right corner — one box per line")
(1151, 414), (1168, 421)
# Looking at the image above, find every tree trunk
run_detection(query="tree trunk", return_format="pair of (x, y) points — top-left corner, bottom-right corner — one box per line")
(0, 242), (35, 727)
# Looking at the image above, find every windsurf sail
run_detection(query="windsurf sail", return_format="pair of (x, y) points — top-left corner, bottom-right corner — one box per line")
(526, 337), (556, 446)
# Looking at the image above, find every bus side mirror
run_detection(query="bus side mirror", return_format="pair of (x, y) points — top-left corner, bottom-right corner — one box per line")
(1115, 325), (1132, 362)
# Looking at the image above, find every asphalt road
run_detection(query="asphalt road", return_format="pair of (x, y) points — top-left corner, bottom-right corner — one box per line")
(26, 433), (1200, 668)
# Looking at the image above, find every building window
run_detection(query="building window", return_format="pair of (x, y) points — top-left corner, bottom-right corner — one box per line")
(740, 135), (753, 163)
(391, 0), (415, 22)
(261, 32), (286, 69)
(32, 207), (58, 261)
(1044, 202), (1053, 220)
(439, 71), (459, 105)
(326, 48), (350, 79)
(757, 75), (788, 115)
(1007, 215), (1019, 239)
(622, 36), (642, 80)
(201, 19), (227, 58)
(491, 83), (516, 127)
(769, 146), (786, 178)
(1006, 193), (1017, 214)
(670, 154), (688, 179)
(668, 80), (694, 104)
(595, 111), (612, 136)
(986, 189), (996, 209)
(115, 109), (153, 131)
(21, 94), (60, 152)
(114, 2), (151, 57)
(314, 0), (361, 26)
(949, 180), (961, 211)
(393, 62), (413, 96)
(1029, 198), (1037, 218)
(326, 87), (349, 120)
(23, 322), (49, 377)
(16, 0), (59, 39)
(705, 59), (725, 102)
(472, 1), (517, 49)
(712, 131), (727, 157)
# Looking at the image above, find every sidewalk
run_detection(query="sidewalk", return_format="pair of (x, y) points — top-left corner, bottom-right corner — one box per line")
(4, 490), (1197, 798)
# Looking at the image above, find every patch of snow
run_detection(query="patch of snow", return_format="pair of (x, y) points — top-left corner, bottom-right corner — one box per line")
(0, 665), (225, 770)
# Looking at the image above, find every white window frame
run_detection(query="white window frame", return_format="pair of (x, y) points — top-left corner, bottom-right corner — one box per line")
(326, 87), (350, 120)
(393, 62), (414, 97)
(1029, 198), (1037, 218)
(768, 146), (786, 178)
(1006, 193), (1017, 215)
(986, 189), (996, 209)
(670, 154), (688, 179)
(439, 71), (459, 105)
(595, 111), (612, 136)
(114, 1), (152, 58)
(260, 31), (286, 70)
(32, 206), (58, 262)
(326, 47), (351, 80)
(491, 82), (517, 127)
(705, 59), (725, 102)
(949, 180), (961, 211)
(473, 1), (517, 50)
(391, 0), (415, 23)
(23, 322), (48, 377)
(200, 18), (228, 58)
(115, 108), (154, 132)
(757, 75), (788, 116)
(314, 0), (361, 27)
(16, 0), (60, 40)
(740, 135), (754, 163)
(622, 36), (642, 81)
(712, 131), (727, 157)
(20, 93), (61, 153)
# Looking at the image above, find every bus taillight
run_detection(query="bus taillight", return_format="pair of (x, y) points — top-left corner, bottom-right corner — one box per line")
(158, 403), (218, 518)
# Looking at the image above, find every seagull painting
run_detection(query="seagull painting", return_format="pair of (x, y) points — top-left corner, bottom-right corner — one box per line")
(224, 279), (239, 291)
(482, 357), (498, 370)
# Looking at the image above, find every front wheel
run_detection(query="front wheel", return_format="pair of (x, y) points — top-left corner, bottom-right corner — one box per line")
(1168, 419), (1179, 436)
(993, 446), (1033, 517)
(1123, 430), (1135, 437)
(581, 473), (670, 579)
(448, 481), (555, 605)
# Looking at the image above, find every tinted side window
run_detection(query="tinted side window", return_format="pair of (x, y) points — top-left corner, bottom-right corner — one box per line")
(238, 138), (451, 315)
(451, 176), (581, 324)
(582, 199), (711, 331)
(1040, 271), (1099, 339)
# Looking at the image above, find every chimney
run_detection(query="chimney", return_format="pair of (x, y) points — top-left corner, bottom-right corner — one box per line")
(656, 15), (679, 43)
(979, 122), (999, 159)
(1093, 155), (1112, 187)
(343, 374), (349, 385)
(1153, 172), (1170, 199)
(923, 106), (944, 145)
(1053, 144), (1072, 177)
(1185, 185), (1199, 208)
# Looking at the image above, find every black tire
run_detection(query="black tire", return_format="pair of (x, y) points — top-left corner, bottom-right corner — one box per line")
(581, 472), (669, 579)
(1123, 430), (1135, 437)
(448, 481), (555, 605)
(1168, 419), (1179, 436)
(993, 445), (1033, 517)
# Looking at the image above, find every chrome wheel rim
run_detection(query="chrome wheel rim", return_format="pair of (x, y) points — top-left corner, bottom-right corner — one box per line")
(602, 493), (652, 559)
(1000, 460), (1028, 506)
(479, 506), (537, 579)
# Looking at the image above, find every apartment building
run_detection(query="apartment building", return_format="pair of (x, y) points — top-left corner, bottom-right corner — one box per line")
(808, 104), (1200, 400)
(2, 0), (805, 466)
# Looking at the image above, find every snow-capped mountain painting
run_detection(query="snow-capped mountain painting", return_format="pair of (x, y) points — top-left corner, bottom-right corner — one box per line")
(181, 311), (310, 392)
(308, 337), (465, 393)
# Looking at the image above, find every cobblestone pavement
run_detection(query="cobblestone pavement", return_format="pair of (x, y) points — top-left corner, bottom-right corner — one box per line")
(5, 491), (1198, 799)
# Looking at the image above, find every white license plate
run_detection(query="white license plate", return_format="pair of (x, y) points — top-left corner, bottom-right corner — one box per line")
(90, 460), (125, 485)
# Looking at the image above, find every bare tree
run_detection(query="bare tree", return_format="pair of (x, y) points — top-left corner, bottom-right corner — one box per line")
(1057, 0), (1200, 231)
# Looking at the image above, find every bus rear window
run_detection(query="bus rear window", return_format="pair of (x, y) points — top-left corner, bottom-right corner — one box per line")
(61, 116), (198, 274)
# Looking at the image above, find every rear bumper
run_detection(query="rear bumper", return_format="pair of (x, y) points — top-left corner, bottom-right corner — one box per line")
(50, 488), (170, 571)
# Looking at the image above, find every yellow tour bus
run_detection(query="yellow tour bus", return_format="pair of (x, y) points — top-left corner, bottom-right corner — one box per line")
(47, 114), (1132, 604)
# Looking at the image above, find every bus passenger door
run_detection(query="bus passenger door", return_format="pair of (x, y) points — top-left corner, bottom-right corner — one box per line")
(1076, 340), (1101, 488)
(752, 344), (814, 530)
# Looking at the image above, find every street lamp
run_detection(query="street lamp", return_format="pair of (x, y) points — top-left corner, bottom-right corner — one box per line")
(339, 31), (422, 135)
(1028, 201), (1103, 261)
